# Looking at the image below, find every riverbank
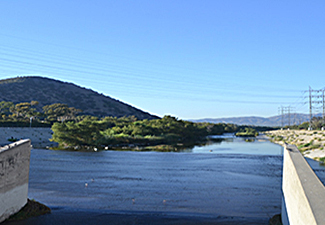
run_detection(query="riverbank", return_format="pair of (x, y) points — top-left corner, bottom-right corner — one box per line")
(4, 199), (51, 223)
(0, 127), (219, 152)
(265, 129), (325, 160)
(0, 127), (56, 149)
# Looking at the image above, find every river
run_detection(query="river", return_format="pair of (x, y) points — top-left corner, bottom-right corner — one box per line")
(5, 136), (284, 225)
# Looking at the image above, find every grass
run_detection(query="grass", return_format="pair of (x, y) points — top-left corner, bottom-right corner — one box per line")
(274, 136), (284, 142)
(299, 147), (310, 152)
(297, 142), (312, 151)
(144, 144), (178, 152)
(319, 157), (325, 164)
(298, 142), (321, 152)
(299, 142), (311, 147)
(7, 137), (19, 142)
(310, 144), (321, 150)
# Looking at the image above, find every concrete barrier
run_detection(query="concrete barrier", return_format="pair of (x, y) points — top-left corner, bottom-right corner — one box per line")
(0, 139), (31, 223)
(282, 144), (325, 225)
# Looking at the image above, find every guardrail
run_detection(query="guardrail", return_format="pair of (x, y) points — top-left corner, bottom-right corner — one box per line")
(282, 144), (325, 225)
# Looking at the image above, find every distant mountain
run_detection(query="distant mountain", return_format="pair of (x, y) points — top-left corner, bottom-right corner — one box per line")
(192, 114), (314, 127)
(0, 76), (159, 120)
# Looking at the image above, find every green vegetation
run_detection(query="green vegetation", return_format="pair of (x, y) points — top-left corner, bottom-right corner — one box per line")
(0, 76), (158, 120)
(1, 100), (268, 151)
(284, 117), (325, 131)
(266, 134), (284, 143)
(7, 137), (19, 142)
(51, 115), (238, 151)
(298, 142), (312, 150)
(0, 101), (82, 127)
(311, 144), (321, 150)
(319, 157), (325, 164)
(235, 127), (258, 137)
(297, 140), (321, 152)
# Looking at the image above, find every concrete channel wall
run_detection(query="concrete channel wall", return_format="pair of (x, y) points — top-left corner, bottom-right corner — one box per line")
(282, 144), (325, 225)
(0, 140), (31, 223)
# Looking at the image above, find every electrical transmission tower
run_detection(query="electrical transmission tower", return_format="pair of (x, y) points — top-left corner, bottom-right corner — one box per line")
(308, 87), (325, 127)
(278, 106), (295, 127)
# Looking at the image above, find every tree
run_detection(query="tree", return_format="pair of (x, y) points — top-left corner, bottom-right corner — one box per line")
(50, 115), (232, 149)
(10, 102), (37, 119)
(51, 116), (103, 147)
(43, 103), (82, 122)
(310, 117), (324, 130)
(31, 100), (39, 106)
(0, 101), (14, 116)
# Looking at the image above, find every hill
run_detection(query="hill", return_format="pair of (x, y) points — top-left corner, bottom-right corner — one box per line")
(0, 76), (158, 120)
(192, 114), (312, 127)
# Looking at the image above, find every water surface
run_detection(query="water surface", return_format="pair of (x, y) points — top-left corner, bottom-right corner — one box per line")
(6, 137), (283, 225)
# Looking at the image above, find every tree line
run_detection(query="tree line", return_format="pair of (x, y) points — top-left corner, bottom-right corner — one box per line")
(0, 101), (81, 126)
(281, 117), (325, 130)
(3, 101), (267, 151)
(51, 115), (238, 150)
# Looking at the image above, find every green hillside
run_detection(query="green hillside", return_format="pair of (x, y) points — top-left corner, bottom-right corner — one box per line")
(0, 76), (158, 120)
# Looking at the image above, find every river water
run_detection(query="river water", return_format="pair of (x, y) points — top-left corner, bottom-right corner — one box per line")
(5, 136), (284, 225)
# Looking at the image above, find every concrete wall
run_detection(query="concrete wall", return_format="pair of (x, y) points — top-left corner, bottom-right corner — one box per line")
(0, 139), (31, 223)
(282, 144), (325, 225)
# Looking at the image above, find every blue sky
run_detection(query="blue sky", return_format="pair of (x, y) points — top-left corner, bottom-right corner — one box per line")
(0, 1), (324, 119)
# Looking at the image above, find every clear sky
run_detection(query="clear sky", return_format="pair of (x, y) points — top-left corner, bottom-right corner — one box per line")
(0, 1), (324, 119)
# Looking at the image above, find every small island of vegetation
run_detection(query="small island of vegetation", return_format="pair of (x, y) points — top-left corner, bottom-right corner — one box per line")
(235, 127), (259, 137)
(51, 115), (238, 151)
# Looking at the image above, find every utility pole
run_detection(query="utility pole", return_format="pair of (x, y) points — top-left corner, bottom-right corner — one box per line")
(278, 106), (284, 128)
(281, 106), (283, 128)
(288, 107), (291, 126)
(308, 87), (324, 129)
(279, 106), (295, 128)
(322, 88), (325, 124)
(309, 86), (312, 126)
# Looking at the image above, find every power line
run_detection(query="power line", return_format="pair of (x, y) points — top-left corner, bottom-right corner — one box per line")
(0, 33), (304, 92)
(0, 33), (309, 108)
(308, 87), (325, 128)
(279, 106), (295, 127)
(0, 53), (303, 103)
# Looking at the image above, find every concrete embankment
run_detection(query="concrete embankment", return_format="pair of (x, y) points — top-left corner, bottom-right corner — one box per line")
(0, 140), (31, 223)
(282, 144), (325, 225)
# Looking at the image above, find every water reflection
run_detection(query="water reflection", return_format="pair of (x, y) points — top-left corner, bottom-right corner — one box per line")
(186, 136), (283, 155)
